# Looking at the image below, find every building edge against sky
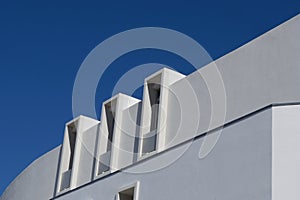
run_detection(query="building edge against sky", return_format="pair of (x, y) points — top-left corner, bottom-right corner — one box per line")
(1, 14), (300, 200)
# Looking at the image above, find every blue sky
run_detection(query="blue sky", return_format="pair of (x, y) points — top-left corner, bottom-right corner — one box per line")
(0, 0), (299, 194)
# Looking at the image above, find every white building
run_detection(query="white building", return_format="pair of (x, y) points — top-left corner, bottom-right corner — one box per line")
(1, 14), (300, 200)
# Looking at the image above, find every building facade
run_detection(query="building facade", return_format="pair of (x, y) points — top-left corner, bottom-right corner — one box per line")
(1, 14), (300, 200)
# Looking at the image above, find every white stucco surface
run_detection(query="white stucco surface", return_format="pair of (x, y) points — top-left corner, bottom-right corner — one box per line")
(1, 146), (61, 200)
(272, 105), (300, 200)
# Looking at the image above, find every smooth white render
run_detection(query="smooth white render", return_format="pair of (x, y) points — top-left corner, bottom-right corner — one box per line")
(56, 116), (100, 194)
(2, 14), (300, 200)
(95, 93), (140, 178)
(272, 105), (300, 200)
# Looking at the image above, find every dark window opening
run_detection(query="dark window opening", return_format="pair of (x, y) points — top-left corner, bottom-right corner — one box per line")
(67, 123), (77, 170)
(60, 122), (77, 191)
(105, 101), (116, 152)
(142, 81), (161, 155)
(148, 83), (160, 131)
(119, 187), (135, 200)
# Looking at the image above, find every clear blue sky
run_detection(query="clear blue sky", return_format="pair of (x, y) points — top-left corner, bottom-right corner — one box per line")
(0, 0), (299, 195)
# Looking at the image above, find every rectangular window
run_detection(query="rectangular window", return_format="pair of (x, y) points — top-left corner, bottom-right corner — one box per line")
(98, 100), (117, 175)
(141, 77), (161, 155)
(60, 122), (77, 191)
(119, 187), (134, 200)
(67, 123), (77, 170)
(105, 101), (116, 152)
(118, 182), (139, 200)
(148, 83), (161, 131)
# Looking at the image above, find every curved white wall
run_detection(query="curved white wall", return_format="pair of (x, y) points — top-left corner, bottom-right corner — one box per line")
(1, 146), (61, 200)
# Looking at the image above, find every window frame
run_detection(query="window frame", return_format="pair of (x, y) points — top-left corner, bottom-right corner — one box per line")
(117, 181), (140, 200)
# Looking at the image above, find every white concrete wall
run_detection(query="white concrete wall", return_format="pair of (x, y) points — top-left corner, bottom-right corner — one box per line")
(111, 94), (140, 171)
(166, 14), (300, 149)
(1, 146), (61, 200)
(55, 107), (273, 200)
(119, 102), (141, 168)
(138, 68), (185, 156)
(272, 105), (300, 200)
(95, 94), (140, 178)
(76, 122), (99, 187)
(56, 116), (99, 194)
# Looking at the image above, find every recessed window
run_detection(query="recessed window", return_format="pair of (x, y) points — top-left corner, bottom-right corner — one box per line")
(105, 101), (116, 152)
(97, 100), (116, 175)
(67, 123), (77, 170)
(117, 182), (139, 200)
(119, 187), (134, 200)
(141, 75), (162, 155)
(60, 122), (78, 191)
(148, 83), (160, 132)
